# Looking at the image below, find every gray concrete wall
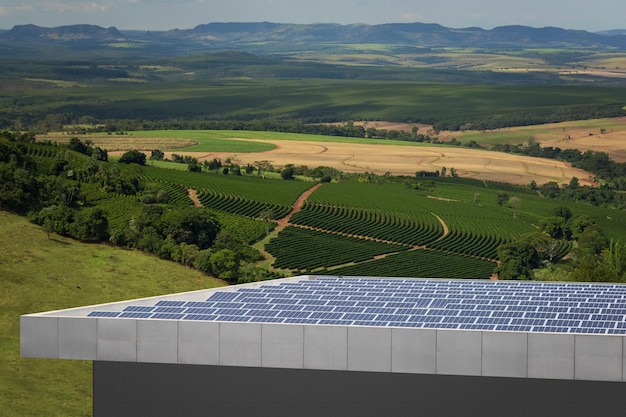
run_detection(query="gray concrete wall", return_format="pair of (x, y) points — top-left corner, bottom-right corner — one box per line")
(21, 313), (626, 382)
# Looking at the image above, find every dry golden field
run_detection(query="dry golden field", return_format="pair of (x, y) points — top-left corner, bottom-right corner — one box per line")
(46, 118), (626, 185)
(170, 139), (593, 185)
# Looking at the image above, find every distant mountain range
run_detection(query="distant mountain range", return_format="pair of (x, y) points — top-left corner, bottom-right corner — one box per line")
(1, 22), (626, 58)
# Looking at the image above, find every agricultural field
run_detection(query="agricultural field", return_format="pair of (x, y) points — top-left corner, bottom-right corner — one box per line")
(262, 178), (626, 278)
(295, 46), (626, 79)
(437, 117), (626, 162)
(102, 163), (626, 279)
(47, 129), (597, 186)
(5, 78), (626, 126)
(27, 122), (626, 280)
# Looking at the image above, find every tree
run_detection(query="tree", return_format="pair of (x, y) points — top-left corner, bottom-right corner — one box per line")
(280, 165), (295, 180)
(496, 192), (508, 206)
(570, 215), (595, 237)
(258, 209), (275, 235)
(69, 207), (109, 242)
(541, 216), (570, 239)
(508, 196), (521, 217)
(602, 239), (626, 282)
(42, 218), (54, 239)
(171, 242), (200, 267)
(550, 206), (572, 221)
(254, 160), (272, 178)
(0, 160), (38, 214)
(68, 137), (91, 155)
(150, 150), (165, 160)
(440, 166), (447, 177)
(118, 149), (146, 165)
(188, 163), (202, 172)
(207, 158), (222, 172)
(495, 240), (540, 280)
(210, 249), (239, 281)
(520, 232), (558, 263)
(577, 227), (608, 257)
(570, 255), (613, 282)
(161, 207), (220, 250)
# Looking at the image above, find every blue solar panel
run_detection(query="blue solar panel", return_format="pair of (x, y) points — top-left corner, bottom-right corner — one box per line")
(154, 306), (186, 313)
(183, 314), (219, 321)
(123, 306), (154, 312)
(83, 277), (626, 334)
(155, 300), (186, 307)
(207, 292), (240, 301)
(119, 312), (153, 318)
(87, 311), (120, 317)
(151, 313), (185, 320)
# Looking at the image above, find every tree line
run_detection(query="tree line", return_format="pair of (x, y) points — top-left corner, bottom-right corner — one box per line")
(432, 104), (626, 132)
(491, 141), (626, 208)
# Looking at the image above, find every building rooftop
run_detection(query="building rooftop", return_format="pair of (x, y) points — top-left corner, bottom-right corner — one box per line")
(86, 276), (626, 334)
(21, 276), (626, 382)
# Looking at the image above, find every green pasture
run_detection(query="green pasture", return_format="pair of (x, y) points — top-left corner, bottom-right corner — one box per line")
(0, 211), (225, 417)
(4, 79), (626, 124)
(129, 129), (434, 149)
(130, 130), (277, 152)
(146, 159), (195, 170)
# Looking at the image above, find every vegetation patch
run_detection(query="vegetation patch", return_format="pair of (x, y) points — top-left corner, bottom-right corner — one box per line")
(0, 211), (225, 417)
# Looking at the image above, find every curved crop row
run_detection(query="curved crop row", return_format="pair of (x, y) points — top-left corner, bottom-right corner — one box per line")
(141, 166), (311, 207)
(197, 189), (290, 219)
(25, 144), (63, 159)
(290, 203), (443, 246)
(97, 195), (144, 231)
(266, 227), (409, 271)
(210, 210), (270, 244)
(325, 249), (496, 279)
(158, 182), (193, 207)
(428, 229), (507, 259)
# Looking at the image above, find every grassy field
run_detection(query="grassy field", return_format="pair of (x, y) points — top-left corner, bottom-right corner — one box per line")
(59, 129), (441, 151)
(0, 211), (225, 417)
(6, 79), (626, 124)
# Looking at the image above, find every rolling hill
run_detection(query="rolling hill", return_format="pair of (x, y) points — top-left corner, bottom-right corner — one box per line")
(2, 22), (626, 59)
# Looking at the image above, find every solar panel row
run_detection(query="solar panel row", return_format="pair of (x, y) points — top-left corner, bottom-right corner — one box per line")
(85, 277), (626, 334)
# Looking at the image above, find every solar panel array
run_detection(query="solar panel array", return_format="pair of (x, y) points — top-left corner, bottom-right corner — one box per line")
(87, 277), (626, 334)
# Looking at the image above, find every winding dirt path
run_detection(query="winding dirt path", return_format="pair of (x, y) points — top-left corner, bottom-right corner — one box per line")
(431, 213), (450, 242)
(256, 182), (323, 269)
(274, 183), (323, 232)
(187, 188), (202, 207)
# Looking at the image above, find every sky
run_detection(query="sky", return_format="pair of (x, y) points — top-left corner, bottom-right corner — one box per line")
(0, 0), (623, 32)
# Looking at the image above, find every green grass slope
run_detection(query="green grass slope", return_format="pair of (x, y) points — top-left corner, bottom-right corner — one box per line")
(0, 211), (225, 417)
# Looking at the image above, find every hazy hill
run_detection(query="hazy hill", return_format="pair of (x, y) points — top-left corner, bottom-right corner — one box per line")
(1, 23), (124, 41)
(2, 22), (626, 59)
(173, 22), (626, 48)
